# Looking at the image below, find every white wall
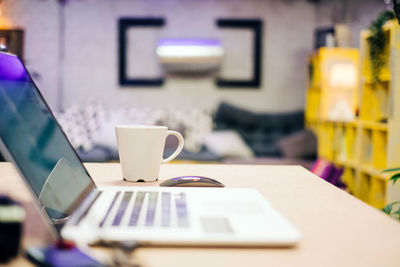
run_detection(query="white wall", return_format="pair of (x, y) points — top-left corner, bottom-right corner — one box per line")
(0, 0), (385, 113)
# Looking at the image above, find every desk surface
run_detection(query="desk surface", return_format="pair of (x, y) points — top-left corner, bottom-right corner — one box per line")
(1, 162), (400, 267)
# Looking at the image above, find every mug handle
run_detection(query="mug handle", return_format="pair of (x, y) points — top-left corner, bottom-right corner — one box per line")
(162, 131), (184, 164)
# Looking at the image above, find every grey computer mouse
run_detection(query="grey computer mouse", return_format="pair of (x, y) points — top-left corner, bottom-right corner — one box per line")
(159, 176), (225, 187)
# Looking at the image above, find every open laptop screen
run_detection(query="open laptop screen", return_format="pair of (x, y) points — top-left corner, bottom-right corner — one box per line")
(0, 52), (96, 219)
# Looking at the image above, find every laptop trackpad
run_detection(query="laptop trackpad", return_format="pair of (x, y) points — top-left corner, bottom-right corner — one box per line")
(201, 217), (233, 233)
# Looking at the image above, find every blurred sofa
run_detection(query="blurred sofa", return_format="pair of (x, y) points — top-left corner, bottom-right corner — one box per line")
(55, 101), (316, 170)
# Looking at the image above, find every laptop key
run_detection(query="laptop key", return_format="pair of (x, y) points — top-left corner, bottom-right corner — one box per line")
(99, 191), (121, 228)
(112, 191), (133, 226)
(161, 192), (171, 227)
(145, 192), (158, 227)
(129, 192), (146, 227)
(175, 192), (189, 227)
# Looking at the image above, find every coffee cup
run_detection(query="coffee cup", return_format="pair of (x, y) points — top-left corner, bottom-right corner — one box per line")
(115, 125), (184, 182)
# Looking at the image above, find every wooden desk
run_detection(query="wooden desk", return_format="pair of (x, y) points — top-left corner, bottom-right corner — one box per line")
(1, 162), (400, 267)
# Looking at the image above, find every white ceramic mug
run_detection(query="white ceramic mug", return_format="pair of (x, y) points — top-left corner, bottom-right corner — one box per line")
(115, 125), (184, 182)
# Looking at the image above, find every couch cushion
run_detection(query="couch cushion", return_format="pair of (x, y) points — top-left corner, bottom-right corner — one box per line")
(277, 129), (317, 158)
(213, 102), (304, 157)
(204, 130), (254, 158)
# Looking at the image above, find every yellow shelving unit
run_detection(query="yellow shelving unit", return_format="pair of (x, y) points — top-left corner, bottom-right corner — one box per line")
(305, 20), (400, 209)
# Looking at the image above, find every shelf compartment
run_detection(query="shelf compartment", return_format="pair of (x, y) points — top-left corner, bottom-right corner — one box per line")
(359, 81), (390, 122)
(318, 48), (359, 121)
(317, 122), (335, 161)
(374, 82), (390, 122)
(360, 128), (373, 166)
(342, 166), (356, 194)
(345, 124), (358, 162)
(372, 129), (388, 170)
(355, 172), (371, 202)
(334, 124), (346, 162)
(359, 82), (374, 121)
(369, 176), (387, 209)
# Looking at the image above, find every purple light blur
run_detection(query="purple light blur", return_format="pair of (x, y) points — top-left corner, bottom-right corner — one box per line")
(158, 38), (221, 46)
(0, 53), (29, 81)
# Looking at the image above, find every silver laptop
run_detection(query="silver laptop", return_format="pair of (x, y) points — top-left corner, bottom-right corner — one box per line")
(0, 51), (300, 246)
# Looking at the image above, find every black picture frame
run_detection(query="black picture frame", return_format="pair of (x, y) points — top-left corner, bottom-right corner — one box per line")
(0, 29), (24, 60)
(216, 19), (263, 88)
(118, 18), (165, 87)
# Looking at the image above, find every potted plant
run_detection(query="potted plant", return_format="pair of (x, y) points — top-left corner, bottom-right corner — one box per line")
(382, 168), (400, 221)
(367, 10), (395, 87)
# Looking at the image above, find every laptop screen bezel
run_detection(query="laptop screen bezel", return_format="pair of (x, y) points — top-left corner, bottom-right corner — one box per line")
(0, 51), (98, 234)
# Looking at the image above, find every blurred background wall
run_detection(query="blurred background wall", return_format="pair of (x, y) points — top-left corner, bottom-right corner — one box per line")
(0, 0), (384, 112)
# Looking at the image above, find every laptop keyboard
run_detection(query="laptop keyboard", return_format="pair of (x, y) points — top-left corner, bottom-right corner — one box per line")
(98, 191), (189, 228)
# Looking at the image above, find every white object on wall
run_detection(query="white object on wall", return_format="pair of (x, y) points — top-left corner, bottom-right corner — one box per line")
(157, 38), (224, 74)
